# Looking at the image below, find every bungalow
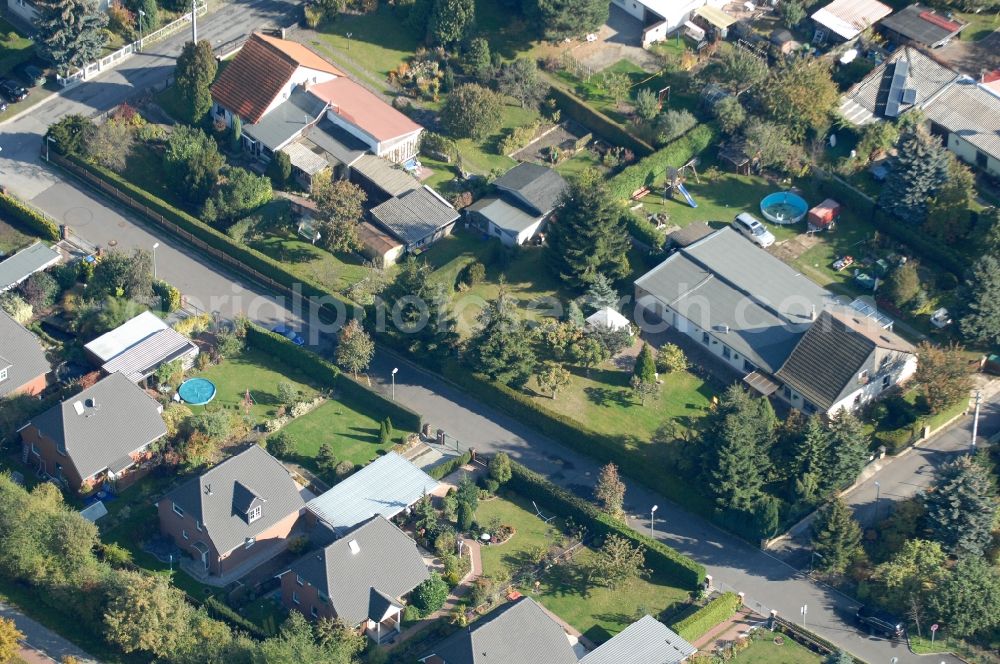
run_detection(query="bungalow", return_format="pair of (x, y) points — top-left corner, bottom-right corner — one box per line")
(634, 227), (914, 416)
(83, 311), (198, 384)
(368, 186), (460, 252)
(0, 242), (61, 293)
(420, 597), (578, 664)
(580, 615), (697, 664)
(21, 372), (167, 491)
(879, 4), (967, 48)
(810, 0), (893, 43)
(465, 163), (568, 247)
(279, 515), (429, 642)
(922, 77), (1000, 178)
(158, 445), (306, 578)
(0, 309), (50, 398)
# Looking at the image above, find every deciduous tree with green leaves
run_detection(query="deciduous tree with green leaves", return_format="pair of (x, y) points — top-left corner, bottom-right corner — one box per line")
(929, 557), (1000, 638)
(756, 58), (838, 139)
(336, 319), (375, 378)
(589, 534), (646, 589)
(871, 538), (947, 617)
(535, 362), (571, 399)
(595, 462), (626, 521)
(488, 451), (512, 485)
(655, 343), (688, 374)
(312, 176), (366, 254)
(914, 341), (970, 414)
(498, 57), (544, 108)
(811, 497), (862, 575)
(441, 84), (503, 140)
(164, 125), (224, 204)
(532, 0), (609, 40)
(427, 0), (474, 46)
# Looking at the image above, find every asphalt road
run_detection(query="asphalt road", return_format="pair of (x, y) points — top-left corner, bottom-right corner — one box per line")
(0, 601), (96, 663)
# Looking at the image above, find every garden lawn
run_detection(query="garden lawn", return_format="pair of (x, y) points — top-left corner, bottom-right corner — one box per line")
(731, 634), (824, 664)
(956, 10), (999, 42)
(278, 397), (409, 470)
(190, 349), (319, 423)
(0, 219), (33, 255)
(455, 102), (541, 176)
(310, 6), (420, 87)
(0, 19), (32, 76)
(252, 233), (369, 294)
(476, 492), (689, 645)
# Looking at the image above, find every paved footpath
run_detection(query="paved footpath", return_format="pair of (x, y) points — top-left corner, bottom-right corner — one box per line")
(0, 602), (96, 663)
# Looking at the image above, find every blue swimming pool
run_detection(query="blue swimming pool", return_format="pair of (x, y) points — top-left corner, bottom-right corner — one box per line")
(178, 378), (217, 405)
(760, 191), (808, 225)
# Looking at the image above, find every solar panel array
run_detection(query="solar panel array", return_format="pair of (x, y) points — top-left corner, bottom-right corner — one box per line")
(884, 60), (917, 118)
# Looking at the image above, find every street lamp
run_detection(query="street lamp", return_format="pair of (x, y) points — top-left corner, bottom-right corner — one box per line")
(391, 367), (398, 401)
(971, 390), (983, 451)
(346, 32), (353, 51)
(152, 242), (160, 280)
(809, 551), (823, 574)
(137, 9), (145, 51)
(650, 504), (659, 539)
(874, 481), (881, 522)
(45, 135), (56, 162)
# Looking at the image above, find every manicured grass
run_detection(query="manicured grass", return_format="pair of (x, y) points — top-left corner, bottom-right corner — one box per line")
(239, 595), (288, 636)
(0, 19), (32, 76)
(0, 219), (33, 255)
(279, 397), (408, 469)
(553, 148), (606, 178)
(732, 634), (823, 664)
(252, 233), (369, 295)
(956, 9), (1000, 41)
(476, 493), (689, 644)
(190, 349), (319, 423)
(456, 102), (541, 176)
(631, 169), (777, 232)
(312, 6), (421, 82)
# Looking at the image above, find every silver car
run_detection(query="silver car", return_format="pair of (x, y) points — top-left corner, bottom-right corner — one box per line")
(733, 212), (775, 248)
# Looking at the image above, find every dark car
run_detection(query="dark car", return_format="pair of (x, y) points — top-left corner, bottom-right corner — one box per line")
(855, 605), (904, 639)
(0, 79), (28, 103)
(20, 64), (46, 87)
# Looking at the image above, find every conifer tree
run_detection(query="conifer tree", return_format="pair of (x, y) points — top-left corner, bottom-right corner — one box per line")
(175, 40), (218, 125)
(383, 259), (458, 365)
(467, 282), (537, 387)
(824, 409), (870, 492)
(879, 126), (949, 224)
(632, 343), (657, 384)
(960, 254), (1000, 346)
(709, 386), (766, 511)
(793, 416), (829, 504)
(35, 0), (108, 71)
(585, 273), (619, 311)
(811, 497), (862, 575)
(922, 455), (997, 556)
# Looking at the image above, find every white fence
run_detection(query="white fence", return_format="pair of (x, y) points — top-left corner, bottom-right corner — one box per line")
(56, 1), (207, 88)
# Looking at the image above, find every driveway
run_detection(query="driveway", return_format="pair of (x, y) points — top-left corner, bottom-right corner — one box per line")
(936, 29), (1000, 76)
(564, 5), (661, 73)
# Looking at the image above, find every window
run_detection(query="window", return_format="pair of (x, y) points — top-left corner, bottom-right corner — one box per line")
(311, 606), (319, 618)
(882, 374), (891, 391)
(743, 359), (757, 373)
(0, 368), (7, 382)
(976, 151), (989, 169)
(182, 530), (189, 540)
(196, 521), (203, 532)
(292, 591), (300, 605)
(722, 346), (731, 359)
(701, 332), (710, 345)
(803, 401), (817, 415)
(172, 503), (184, 517)
(248, 505), (262, 523)
(245, 537), (256, 549)
(296, 575), (305, 587)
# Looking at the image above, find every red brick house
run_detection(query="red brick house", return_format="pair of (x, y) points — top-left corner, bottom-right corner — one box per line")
(158, 445), (306, 578)
(20, 372), (166, 491)
(279, 515), (429, 643)
(0, 309), (50, 398)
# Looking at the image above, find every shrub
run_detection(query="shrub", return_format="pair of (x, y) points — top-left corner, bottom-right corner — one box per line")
(548, 84), (653, 157)
(410, 573), (449, 616)
(498, 121), (540, 155)
(428, 451), (473, 480)
(51, 263), (79, 291)
(482, 478), (500, 494)
(267, 431), (296, 458)
(0, 193), (61, 241)
(334, 460), (355, 479)
(457, 502), (474, 530)
(152, 280), (181, 312)
(463, 261), (486, 286)
(670, 592), (741, 641)
(20, 272), (59, 308)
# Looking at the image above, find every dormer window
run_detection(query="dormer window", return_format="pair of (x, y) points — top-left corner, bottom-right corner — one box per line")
(248, 505), (262, 523)
(173, 503), (184, 517)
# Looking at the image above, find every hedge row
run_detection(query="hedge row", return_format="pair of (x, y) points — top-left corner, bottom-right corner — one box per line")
(56, 154), (356, 322)
(427, 450), (472, 480)
(547, 84), (654, 157)
(811, 173), (965, 277)
(0, 192), (61, 241)
(508, 461), (706, 590)
(201, 596), (269, 640)
(244, 324), (422, 432)
(608, 123), (717, 201)
(624, 207), (667, 251)
(670, 592), (741, 642)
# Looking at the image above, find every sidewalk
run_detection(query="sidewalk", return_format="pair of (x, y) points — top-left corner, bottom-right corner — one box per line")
(0, 602), (96, 663)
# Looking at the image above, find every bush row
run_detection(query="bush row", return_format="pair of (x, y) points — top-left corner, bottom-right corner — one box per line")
(201, 596), (269, 640)
(427, 450), (472, 480)
(55, 154), (357, 322)
(547, 84), (654, 157)
(244, 324), (422, 432)
(0, 192), (61, 241)
(670, 591), (741, 642)
(507, 461), (706, 590)
(812, 173), (965, 277)
(608, 124), (717, 201)
(623, 207), (667, 250)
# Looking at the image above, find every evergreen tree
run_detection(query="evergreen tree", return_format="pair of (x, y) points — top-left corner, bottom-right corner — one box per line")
(585, 273), (619, 311)
(793, 416), (829, 504)
(427, 0), (475, 46)
(595, 462), (626, 521)
(960, 254), (1000, 346)
(129, 0), (159, 30)
(531, 0), (609, 40)
(467, 282), (537, 387)
(709, 386), (766, 511)
(879, 126), (949, 224)
(463, 38), (492, 81)
(546, 169), (630, 289)
(922, 455), (997, 556)
(811, 497), (862, 575)
(885, 261), (921, 309)
(382, 259), (459, 364)
(929, 557), (1000, 638)
(632, 343), (657, 385)
(924, 155), (975, 244)
(175, 40), (218, 125)
(34, 0), (108, 72)
(378, 417), (394, 445)
(824, 409), (869, 492)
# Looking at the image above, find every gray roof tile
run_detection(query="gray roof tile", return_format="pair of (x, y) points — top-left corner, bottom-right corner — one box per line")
(0, 242), (61, 292)
(581, 615), (697, 664)
(493, 162), (568, 215)
(369, 186), (459, 246)
(0, 309), (49, 398)
(243, 86), (328, 151)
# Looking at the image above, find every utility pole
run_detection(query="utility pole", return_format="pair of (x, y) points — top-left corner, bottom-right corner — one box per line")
(971, 390), (983, 451)
(192, 0), (198, 43)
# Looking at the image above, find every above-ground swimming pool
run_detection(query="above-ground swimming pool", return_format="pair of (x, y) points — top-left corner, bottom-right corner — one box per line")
(177, 378), (217, 405)
(760, 191), (808, 225)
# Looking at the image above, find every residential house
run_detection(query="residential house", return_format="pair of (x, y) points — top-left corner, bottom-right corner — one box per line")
(880, 4), (967, 48)
(634, 227), (914, 415)
(279, 515), (429, 642)
(810, 0), (893, 43)
(0, 241), (61, 293)
(0, 309), (50, 398)
(419, 597), (579, 664)
(158, 445), (306, 577)
(21, 372), (167, 490)
(610, 0), (735, 46)
(466, 162), (568, 247)
(83, 311), (198, 384)
(306, 452), (439, 536)
(580, 615), (697, 664)
(922, 77), (1000, 177)
(368, 186), (460, 252)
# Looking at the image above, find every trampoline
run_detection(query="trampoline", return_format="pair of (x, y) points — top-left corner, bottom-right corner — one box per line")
(760, 191), (808, 225)
(177, 378), (217, 405)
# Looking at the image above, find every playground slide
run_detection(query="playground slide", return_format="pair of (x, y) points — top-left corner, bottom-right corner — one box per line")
(677, 182), (698, 208)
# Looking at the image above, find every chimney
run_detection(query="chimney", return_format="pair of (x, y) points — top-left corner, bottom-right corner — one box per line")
(810, 305), (817, 321)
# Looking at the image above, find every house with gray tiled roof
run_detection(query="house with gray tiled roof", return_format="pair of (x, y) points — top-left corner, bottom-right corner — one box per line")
(466, 162), (569, 247)
(0, 309), (50, 399)
(580, 615), (697, 664)
(279, 515), (429, 642)
(20, 372), (167, 491)
(157, 445), (306, 578)
(368, 186), (460, 252)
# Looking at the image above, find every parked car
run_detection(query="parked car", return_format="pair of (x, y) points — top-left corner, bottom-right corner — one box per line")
(270, 323), (305, 346)
(855, 605), (904, 639)
(20, 64), (46, 87)
(0, 79), (28, 103)
(732, 212), (775, 248)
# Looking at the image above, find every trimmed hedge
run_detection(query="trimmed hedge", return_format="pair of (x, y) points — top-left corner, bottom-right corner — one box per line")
(508, 461), (706, 590)
(624, 207), (667, 251)
(670, 592), (741, 642)
(54, 154), (357, 322)
(427, 450), (472, 480)
(0, 192), (61, 241)
(548, 84), (654, 157)
(202, 596), (269, 640)
(608, 124), (717, 201)
(244, 324), (422, 432)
